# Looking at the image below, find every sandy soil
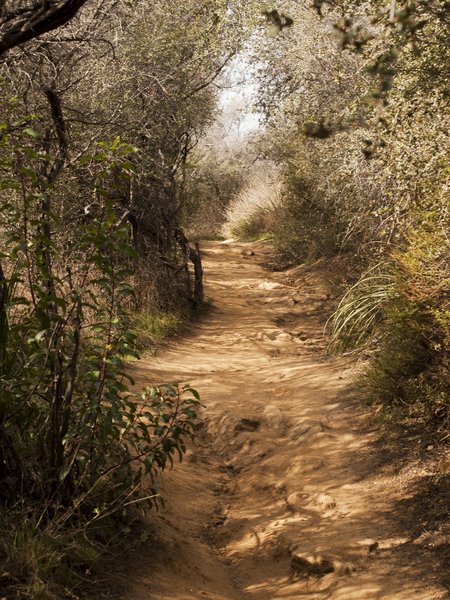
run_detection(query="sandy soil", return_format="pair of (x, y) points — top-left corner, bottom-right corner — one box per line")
(101, 240), (449, 600)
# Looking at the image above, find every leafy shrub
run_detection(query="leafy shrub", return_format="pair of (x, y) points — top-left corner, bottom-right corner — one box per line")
(0, 130), (202, 598)
(182, 148), (248, 239)
(271, 171), (345, 267)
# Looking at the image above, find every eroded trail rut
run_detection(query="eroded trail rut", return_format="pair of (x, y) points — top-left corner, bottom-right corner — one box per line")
(118, 241), (446, 600)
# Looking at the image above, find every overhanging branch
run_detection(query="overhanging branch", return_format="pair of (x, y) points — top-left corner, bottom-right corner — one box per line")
(0, 0), (90, 57)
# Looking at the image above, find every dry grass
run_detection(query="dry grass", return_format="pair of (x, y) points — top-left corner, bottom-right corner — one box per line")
(129, 309), (183, 352)
(222, 172), (281, 240)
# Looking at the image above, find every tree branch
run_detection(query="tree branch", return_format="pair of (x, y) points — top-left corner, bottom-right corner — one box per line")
(0, 0), (90, 58)
(44, 86), (68, 183)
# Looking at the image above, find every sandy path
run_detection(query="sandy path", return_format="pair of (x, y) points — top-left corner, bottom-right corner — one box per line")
(114, 241), (447, 600)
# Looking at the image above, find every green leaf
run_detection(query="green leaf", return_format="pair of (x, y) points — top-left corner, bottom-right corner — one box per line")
(23, 127), (39, 139)
(33, 329), (48, 343)
(59, 465), (71, 482)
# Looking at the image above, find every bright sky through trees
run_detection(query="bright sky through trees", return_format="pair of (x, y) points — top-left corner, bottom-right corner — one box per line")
(216, 54), (262, 145)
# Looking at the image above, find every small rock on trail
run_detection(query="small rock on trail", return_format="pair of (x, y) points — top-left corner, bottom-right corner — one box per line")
(241, 248), (255, 257)
(290, 548), (335, 577)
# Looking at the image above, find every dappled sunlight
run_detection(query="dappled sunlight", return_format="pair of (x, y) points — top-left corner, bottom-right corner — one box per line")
(121, 241), (447, 600)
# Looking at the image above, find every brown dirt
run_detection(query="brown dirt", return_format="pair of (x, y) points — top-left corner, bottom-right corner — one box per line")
(96, 240), (449, 600)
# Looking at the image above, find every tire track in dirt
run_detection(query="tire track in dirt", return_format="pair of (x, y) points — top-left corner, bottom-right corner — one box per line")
(107, 241), (447, 600)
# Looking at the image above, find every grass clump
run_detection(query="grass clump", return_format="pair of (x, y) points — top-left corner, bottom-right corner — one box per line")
(0, 507), (90, 599)
(328, 262), (400, 353)
(129, 310), (183, 352)
(0, 503), (136, 599)
(329, 216), (450, 430)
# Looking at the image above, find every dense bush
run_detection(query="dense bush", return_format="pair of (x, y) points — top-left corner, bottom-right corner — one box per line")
(182, 147), (248, 239)
(0, 130), (201, 597)
(253, 0), (449, 427)
(361, 214), (450, 425)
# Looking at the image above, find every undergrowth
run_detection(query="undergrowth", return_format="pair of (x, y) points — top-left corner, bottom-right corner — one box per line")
(129, 310), (183, 352)
(0, 505), (103, 599)
(271, 173), (343, 268)
(360, 296), (449, 425)
(223, 172), (281, 241)
(329, 215), (450, 430)
(0, 132), (202, 599)
(230, 217), (272, 241)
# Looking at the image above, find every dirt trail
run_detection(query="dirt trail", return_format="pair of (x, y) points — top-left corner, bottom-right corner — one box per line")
(114, 241), (447, 600)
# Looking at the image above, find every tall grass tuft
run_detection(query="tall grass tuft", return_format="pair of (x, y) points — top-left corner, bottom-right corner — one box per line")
(328, 262), (400, 353)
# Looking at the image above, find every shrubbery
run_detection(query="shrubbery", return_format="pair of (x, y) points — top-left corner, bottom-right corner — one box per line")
(0, 2), (259, 595)
(251, 0), (449, 429)
(0, 132), (201, 598)
(361, 215), (449, 425)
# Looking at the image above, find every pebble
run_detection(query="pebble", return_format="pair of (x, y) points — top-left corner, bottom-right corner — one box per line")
(438, 453), (450, 474)
(313, 492), (337, 511)
(286, 491), (306, 511)
(291, 549), (335, 577)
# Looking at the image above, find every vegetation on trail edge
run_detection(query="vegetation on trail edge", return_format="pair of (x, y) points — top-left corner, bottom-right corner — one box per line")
(228, 0), (449, 432)
(0, 0), (448, 597)
(0, 0), (253, 597)
(0, 130), (202, 599)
